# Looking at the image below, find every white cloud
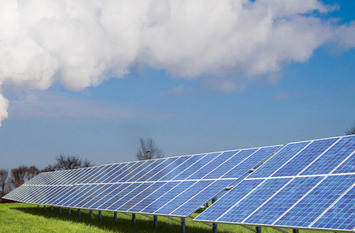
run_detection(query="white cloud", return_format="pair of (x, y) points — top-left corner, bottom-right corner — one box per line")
(0, 0), (354, 125)
(163, 85), (185, 96)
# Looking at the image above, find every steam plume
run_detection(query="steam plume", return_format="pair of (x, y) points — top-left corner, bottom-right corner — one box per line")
(0, 0), (354, 125)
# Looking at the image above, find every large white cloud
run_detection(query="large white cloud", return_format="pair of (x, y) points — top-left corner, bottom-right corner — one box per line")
(0, 0), (354, 125)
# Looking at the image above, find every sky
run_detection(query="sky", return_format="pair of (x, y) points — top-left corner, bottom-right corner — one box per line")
(0, 0), (354, 170)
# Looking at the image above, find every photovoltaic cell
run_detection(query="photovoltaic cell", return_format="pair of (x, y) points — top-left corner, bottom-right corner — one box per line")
(218, 178), (291, 223)
(171, 179), (232, 217)
(272, 138), (338, 177)
(222, 146), (281, 179)
(301, 136), (355, 175)
(111, 183), (153, 211)
(203, 149), (258, 179)
(334, 152), (355, 174)
(244, 176), (324, 225)
(137, 157), (178, 181)
(140, 181), (196, 214)
(155, 180), (214, 215)
(129, 182), (180, 213)
(158, 154), (206, 181)
(147, 156), (190, 181)
(249, 141), (309, 178)
(312, 185), (355, 231)
(187, 150), (239, 180)
(172, 153), (221, 180)
(118, 182), (167, 211)
(195, 179), (264, 221)
(275, 175), (355, 228)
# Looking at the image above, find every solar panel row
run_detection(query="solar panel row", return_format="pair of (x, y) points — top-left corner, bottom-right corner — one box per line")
(24, 146), (280, 186)
(4, 145), (282, 218)
(195, 135), (355, 232)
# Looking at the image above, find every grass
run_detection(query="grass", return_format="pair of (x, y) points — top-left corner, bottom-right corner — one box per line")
(0, 203), (331, 233)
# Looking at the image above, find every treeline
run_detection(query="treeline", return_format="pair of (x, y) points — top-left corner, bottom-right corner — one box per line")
(0, 154), (93, 203)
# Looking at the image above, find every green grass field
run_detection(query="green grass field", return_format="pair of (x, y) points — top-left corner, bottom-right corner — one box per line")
(0, 203), (330, 233)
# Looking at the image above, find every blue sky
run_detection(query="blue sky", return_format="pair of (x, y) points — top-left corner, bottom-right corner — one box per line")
(0, 0), (354, 169)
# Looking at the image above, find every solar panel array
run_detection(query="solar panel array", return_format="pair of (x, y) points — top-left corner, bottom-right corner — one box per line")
(195, 135), (355, 232)
(3, 145), (281, 217)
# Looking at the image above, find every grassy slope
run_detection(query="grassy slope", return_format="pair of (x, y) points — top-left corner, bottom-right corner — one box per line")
(0, 203), (330, 233)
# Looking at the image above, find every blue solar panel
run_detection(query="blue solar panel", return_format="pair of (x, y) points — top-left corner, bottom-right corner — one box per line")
(88, 184), (123, 209)
(172, 153), (221, 180)
(96, 183), (133, 210)
(155, 180), (214, 215)
(3, 141), (298, 220)
(140, 181), (196, 214)
(72, 184), (105, 208)
(311, 185), (355, 231)
(158, 154), (206, 181)
(195, 179), (264, 221)
(147, 156), (190, 181)
(244, 176), (323, 225)
(249, 141), (310, 178)
(94, 164), (125, 183)
(187, 150), (239, 180)
(129, 182), (180, 213)
(171, 179), (232, 216)
(275, 175), (355, 228)
(108, 162), (140, 183)
(195, 135), (355, 232)
(222, 146), (281, 179)
(218, 178), (291, 223)
(203, 149), (258, 179)
(334, 152), (355, 174)
(272, 138), (339, 177)
(118, 182), (167, 211)
(110, 183), (153, 211)
(126, 159), (165, 182)
(301, 136), (355, 175)
(138, 157), (178, 181)
(64, 185), (98, 207)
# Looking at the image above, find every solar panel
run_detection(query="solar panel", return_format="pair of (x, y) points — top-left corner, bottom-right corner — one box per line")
(3, 144), (282, 219)
(195, 135), (355, 232)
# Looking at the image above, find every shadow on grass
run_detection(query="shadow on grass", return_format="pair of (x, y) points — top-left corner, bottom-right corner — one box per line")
(12, 206), (231, 233)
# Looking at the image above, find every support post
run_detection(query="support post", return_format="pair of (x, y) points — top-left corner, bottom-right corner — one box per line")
(154, 215), (158, 229)
(293, 230), (299, 233)
(51, 206), (53, 211)
(181, 218), (186, 233)
(99, 211), (102, 220)
(43, 205), (46, 210)
(68, 208), (71, 216)
(90, 210), (93, 219)
(132, 213), (136, 224)
(114, 212), (117, 222)
(37, 205), (40, 209)
(213, 223), (218, 233)
(256, 226), (262, 233)
(59, 207), (62, 214)
(78, 209), (81, 217)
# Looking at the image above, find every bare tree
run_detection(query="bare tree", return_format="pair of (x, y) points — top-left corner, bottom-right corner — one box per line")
(10, 166), (28, 188)
(26, 166), (40, 180)
(8, 165), (40, 189)
(43, 154), (94, 171)
(346, 123), (355, 135)
(0, 169), (8, 197)
(136, 137), (164, 160)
